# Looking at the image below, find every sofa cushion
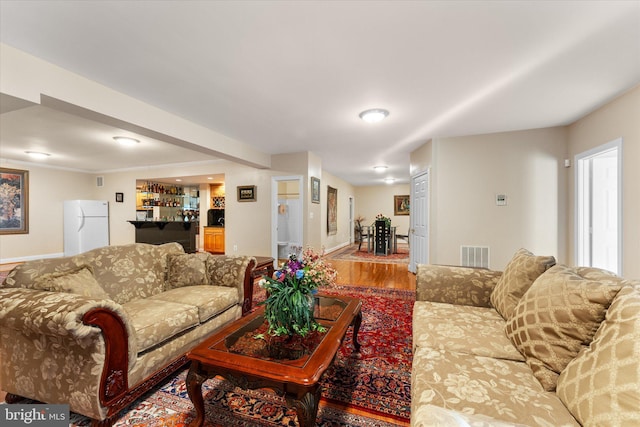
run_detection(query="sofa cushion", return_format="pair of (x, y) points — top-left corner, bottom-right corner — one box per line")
(411, 346), (579, 426)
(32, 266), (111, 300)
(150, 285), (239, 323)
(490, 248), (555, 320)
(413, 404), (531, 427)
(413, 301), (524, 361)
(505, 264), (623, 391)
(556, 285), (640, 427)
(76, 243), (184, 304)
(123, 299), (199, 353)
(166, 253), (210, 290)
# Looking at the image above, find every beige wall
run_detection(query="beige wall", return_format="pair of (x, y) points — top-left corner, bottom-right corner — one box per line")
(567, 85), (640, 279)
(353, 184), (411, 235)
(0, 154), (359, 263)
(321, 172), (356, 253)
(0, 160), (95, 261)
(412, 127), (568, 270)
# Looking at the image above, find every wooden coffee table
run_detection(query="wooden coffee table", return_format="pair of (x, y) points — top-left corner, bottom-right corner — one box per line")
(186, 294), (362, 427)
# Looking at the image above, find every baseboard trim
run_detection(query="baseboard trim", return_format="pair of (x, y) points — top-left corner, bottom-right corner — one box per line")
(324, 242), (351, 255)
(1, 252), (64, 265)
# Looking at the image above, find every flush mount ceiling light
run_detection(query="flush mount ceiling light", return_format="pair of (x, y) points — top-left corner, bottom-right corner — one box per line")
(384, 177), (395, 184)
(359, 108), (389, 123)
(373, 165), (388, 172)
(113, 136), (140, 146)
(25, 151), (51, 159)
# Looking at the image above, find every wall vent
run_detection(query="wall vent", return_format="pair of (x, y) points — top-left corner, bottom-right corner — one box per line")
(96, 176), (104, 187)
(460, 246), (490, 268)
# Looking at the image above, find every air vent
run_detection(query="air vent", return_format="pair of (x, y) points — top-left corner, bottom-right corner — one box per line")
(96, 176), (104, 187)
(460, 246), (490, 268)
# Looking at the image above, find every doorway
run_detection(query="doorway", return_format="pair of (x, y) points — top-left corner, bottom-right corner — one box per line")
(409, 169), (429, 273)
(575, 138), (622, 275)
(272, 176), (304, 261)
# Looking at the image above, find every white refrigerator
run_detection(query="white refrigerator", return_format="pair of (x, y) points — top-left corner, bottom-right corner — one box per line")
(64, 200), (110, 256)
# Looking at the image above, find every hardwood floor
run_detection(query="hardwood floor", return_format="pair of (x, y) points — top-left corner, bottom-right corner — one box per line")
(329, 259), (416, 290)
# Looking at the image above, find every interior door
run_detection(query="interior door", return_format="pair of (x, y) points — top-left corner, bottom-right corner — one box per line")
(409, 170), (429, 273)
(576, 139), (621, 275)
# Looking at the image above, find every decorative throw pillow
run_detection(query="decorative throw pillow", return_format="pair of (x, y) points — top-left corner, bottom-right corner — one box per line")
(505, 264), (623, 391)
(490, 248), (556, 320)
(556, 285), (640, 427)
(166, 253), (209, 289)
(33, 265), (111, 300)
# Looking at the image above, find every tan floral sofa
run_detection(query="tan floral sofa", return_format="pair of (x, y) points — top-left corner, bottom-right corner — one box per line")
(0, 242), (256, 426)
(411, 249), (640, 427)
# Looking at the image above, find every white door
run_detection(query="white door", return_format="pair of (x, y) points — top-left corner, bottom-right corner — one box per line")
(272, 176), (304, 261)
(409, 170), (429, 273)
(576, 139), (621, 274)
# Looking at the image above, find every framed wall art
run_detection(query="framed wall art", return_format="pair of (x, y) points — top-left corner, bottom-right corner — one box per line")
(311, 176), (320, 204)
(115, 192), (124, 203)
(327, 185), (337, 235)
(0, 167), (29, 234)
(237, 185), (257, 202)
(394, 194), (410, 216)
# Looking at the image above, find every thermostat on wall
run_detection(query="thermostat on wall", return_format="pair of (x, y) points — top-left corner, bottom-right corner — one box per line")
(496, 194), (507, 206)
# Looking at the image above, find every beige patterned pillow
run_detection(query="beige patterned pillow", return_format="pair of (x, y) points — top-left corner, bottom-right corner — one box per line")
(33, 265), (111, 300)
(556, 285), (640, 427)
(166, 253), (210, 289)
(490, 248), (556, 319)
(505, 264), (622, 391)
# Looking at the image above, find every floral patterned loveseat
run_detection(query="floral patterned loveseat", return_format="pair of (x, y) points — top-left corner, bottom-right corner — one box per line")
(0, 242), (256, 426)
(411, 249), (640, 427)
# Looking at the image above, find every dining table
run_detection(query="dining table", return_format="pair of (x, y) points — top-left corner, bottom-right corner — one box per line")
(362, 224), (397, 255)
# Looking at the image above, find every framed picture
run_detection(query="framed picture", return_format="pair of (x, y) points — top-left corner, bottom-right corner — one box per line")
(115, 192), (124, 203)
(0, 167), (29, 234)
(394, 195), (410, 215)
(311, 176), (320, 204)
(237, 185), (257, 202)
(327, 186), (337, 235)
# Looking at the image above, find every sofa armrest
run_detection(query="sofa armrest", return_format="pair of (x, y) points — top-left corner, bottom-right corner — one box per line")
(207, 255), (257, 313)
(415, 264), (502, 308)
(0, 287), (138, 412)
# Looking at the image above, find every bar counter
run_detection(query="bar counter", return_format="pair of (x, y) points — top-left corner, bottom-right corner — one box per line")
(128, 220), (198, 253)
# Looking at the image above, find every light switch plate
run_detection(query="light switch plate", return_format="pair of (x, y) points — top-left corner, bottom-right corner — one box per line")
(496, 194), (507, 206)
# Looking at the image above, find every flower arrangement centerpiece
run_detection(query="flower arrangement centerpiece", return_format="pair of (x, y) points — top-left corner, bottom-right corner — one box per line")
(375, 213), (392, 227)
(258, 247), (337, 338)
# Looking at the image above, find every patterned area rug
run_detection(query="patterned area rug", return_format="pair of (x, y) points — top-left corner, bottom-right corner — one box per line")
(67, 285), (414, 426)
(327, 244), (409, 264)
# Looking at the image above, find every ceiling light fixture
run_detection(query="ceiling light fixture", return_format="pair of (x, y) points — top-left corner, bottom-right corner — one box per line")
(373, 165), (388, 172)
(25, 151), (51, 159)
(384, 178), (395, 184)
(113, 136), (140, 147)
(359, 108), (389, 123)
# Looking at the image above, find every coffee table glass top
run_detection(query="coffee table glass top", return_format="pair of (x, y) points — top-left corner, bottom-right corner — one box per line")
(207, 295), (348, 365)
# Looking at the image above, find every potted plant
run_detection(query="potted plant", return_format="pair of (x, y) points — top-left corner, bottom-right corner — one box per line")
(258, 247), (337, 338)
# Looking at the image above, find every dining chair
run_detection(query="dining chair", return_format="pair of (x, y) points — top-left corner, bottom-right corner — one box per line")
(355, 220), (372, 251)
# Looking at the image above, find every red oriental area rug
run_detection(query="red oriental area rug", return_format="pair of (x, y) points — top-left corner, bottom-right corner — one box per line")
(69, 286), (414, 426)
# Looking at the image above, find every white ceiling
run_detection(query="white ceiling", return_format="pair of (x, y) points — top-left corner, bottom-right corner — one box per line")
(1, 1), (639, 186)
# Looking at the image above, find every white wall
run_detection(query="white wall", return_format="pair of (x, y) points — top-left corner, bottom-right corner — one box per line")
(567, 85), (640, 279)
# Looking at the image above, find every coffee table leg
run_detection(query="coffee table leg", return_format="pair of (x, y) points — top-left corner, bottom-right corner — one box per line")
(352, 309), (362, 352)
(186, 361), (206, 427)
(288, 386), (321, 427)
